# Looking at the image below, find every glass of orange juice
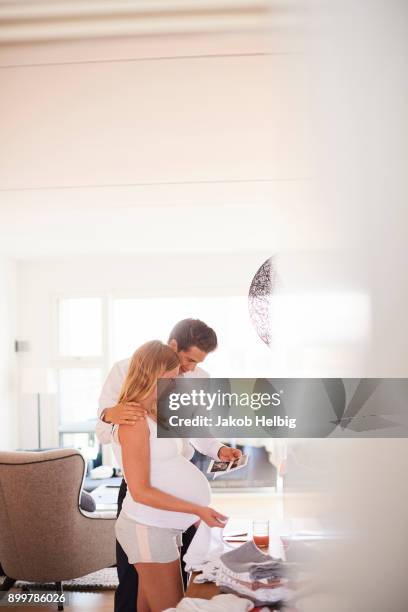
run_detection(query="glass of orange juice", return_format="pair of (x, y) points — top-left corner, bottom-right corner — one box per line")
(252, 520), (270, 550)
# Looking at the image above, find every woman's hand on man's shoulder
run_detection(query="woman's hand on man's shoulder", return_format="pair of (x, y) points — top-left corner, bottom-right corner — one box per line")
(104, 401), (147, 425)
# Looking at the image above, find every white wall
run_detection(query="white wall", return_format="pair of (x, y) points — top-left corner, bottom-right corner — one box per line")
(0, 258), (18, 450)
(16, 248), (408, 448)
(0, 29), (319, 260)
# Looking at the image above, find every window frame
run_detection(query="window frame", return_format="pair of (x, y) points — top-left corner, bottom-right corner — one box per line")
(52, 293), (110, 438)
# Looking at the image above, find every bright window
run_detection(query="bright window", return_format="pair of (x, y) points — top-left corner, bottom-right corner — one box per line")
(54, 292), (371, 445)
(59, 432), (99, 461)
(58, 297), (103, 357)
(53, 291), (372, 476)
(57, 368), (103, 424)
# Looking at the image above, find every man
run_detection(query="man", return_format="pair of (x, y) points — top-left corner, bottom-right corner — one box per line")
(96, 318), (241, 612)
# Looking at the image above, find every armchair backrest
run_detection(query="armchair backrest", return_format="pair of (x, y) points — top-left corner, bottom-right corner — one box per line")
(0, 448), (87, 581)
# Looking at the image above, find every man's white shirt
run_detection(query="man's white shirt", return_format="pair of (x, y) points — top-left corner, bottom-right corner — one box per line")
(96, 358), (223, 460)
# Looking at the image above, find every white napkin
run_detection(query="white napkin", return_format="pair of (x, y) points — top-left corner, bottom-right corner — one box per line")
(183, 522), (233, 572)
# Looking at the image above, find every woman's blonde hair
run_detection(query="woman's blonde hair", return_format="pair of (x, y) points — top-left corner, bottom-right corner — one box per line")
(118, 340), (179, 410)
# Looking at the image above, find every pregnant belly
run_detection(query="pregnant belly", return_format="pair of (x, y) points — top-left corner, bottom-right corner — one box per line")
(151, 457), (211, 506)
(123, 457), (211, 530)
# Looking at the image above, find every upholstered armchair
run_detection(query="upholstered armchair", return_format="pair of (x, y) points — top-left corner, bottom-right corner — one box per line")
(0, 449), (116, 609)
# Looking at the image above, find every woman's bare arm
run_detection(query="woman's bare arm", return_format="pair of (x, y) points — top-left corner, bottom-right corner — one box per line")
(119, 421), (226, 526)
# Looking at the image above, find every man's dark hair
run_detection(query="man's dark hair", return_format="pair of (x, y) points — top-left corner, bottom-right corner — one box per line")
(168, 319), (217, 353)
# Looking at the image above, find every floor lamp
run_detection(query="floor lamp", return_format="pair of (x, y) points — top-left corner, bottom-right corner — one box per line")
(21, 368), (56, 450)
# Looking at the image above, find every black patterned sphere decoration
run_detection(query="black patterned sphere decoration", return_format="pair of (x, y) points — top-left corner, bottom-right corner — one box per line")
(248, 256), (278, 347)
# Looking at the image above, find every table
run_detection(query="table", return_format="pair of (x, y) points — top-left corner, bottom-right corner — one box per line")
(186, 574), (280, 610)
(184, 522), (284, 610)
(185, 573), (220, 599)
(83, 475), (122, 493)
(89, 483), (120, 512)
(183, 518), (325, 610)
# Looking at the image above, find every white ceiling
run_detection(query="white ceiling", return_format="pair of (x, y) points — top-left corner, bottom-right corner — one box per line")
(0, 6), (318, 258)
(0, 0), (273, 44)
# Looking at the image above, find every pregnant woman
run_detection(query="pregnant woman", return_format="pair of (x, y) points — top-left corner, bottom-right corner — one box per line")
(114, 340), (227, 612)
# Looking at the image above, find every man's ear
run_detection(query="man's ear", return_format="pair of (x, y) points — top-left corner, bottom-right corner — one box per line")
(168, 339), (178, 352)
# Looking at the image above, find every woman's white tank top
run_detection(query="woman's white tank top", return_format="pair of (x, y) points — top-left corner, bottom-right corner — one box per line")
(115, 417), (211, 530)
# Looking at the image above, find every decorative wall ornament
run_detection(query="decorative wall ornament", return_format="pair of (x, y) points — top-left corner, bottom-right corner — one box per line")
(248, 256), (278, 346)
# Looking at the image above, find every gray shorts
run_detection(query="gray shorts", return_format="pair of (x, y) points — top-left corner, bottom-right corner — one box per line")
(115, 511), (183, 564)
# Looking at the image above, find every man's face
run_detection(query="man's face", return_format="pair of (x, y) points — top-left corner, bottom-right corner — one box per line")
(177, 345), (208, 373)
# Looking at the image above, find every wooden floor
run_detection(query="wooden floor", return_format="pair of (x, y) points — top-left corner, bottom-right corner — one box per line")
(6, 590), (115, 612)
